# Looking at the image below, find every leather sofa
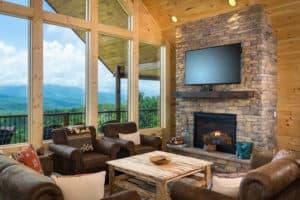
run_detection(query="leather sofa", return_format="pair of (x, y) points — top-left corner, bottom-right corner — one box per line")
(49, 125), (120, 175)
(103, 122), (162, 158)
(0, 155), (140, 200)
(170, 152), (300, 200)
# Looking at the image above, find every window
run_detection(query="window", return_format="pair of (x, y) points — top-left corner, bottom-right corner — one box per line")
(4, 0), (29, 6)
(0, 14), (29, 144)
(43, 0), (87, 19)
(98, 34), (129, 128)
(43, 23), (87, 140)
(139, 43), (161, 129)
(99, 0), (130, 30)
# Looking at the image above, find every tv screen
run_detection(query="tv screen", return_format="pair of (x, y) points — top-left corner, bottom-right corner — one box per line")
(185, 43), (242, 85)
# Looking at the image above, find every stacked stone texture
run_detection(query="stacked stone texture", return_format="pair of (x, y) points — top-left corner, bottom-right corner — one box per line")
(176, 5), (277, 151)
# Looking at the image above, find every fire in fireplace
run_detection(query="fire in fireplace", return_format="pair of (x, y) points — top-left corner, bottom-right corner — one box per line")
(194, 112), (237, 154)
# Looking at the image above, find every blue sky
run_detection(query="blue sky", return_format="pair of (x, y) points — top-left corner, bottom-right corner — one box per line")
(0, 0), (160, 98)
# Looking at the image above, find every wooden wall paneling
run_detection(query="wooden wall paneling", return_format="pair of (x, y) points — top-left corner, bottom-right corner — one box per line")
(139, 2), (162, 45)
(30, 0), (43, 148)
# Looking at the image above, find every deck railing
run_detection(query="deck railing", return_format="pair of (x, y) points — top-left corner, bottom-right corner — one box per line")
(0, 109), (159, 144)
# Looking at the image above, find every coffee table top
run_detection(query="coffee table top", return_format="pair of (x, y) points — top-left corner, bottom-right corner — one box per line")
(107, 151), (212, 182)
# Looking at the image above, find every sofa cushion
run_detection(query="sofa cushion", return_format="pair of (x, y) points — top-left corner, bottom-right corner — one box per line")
(52, 171), (105, 200)
(134, 145), (156, 155)
(119, 131), (141, 145)
(82, 152), (109, 171)
(13, 145), (43, 173)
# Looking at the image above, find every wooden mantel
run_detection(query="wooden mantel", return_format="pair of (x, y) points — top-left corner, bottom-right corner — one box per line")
(175, 90), (255, 99)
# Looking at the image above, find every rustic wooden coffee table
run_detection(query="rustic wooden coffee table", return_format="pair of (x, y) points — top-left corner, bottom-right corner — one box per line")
(107, 151), (212, 200)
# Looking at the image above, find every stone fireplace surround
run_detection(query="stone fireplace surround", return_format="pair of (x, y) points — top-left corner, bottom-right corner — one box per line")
(176, 5), (277, 151)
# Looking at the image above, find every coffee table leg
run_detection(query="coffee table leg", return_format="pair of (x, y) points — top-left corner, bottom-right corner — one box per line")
(109, 165), (115, 195)
(205, 165), (212, 189)
(156, 181), (169, 200)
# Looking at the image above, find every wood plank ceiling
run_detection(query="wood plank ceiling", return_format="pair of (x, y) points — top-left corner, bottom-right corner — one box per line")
(142, 0), (300, 151)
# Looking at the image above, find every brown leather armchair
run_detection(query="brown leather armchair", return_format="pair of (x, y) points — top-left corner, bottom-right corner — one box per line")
(170, 153), (300, 200)
(102, 122), (162, 158)
(49, 125), (120, 175)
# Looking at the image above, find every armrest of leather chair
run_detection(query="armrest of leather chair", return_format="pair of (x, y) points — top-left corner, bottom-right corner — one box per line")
(103, 190), (140, 200)
(103, 137), (135, 155)
(49, 144), (81, 160)
(250, 149), (273, 169)
(170, 178), (233, 200)
(141, 134), (162, 150)
(94, 139), (121, 159)
(240, 158), (300, 200)
(0, 160), (63, 200)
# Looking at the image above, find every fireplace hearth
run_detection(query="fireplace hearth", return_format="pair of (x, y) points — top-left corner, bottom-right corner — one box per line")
(194, 112), (237, 154)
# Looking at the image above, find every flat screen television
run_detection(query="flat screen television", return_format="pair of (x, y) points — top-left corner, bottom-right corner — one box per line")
(185, 43), (242, 85)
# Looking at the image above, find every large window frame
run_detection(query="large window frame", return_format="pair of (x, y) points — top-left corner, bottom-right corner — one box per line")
(0, 0), (167, 148)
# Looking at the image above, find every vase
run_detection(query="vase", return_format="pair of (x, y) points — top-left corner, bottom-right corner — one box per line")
(182, 128), (192, 147)
(236, 142), (253, 159)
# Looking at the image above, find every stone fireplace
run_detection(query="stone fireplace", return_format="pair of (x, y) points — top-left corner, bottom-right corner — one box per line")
(176, 5), (277, 152)
(194, 112), (236, 154)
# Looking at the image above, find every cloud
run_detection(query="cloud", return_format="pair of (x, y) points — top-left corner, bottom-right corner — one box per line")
(43, 40), (86, 88)
(0, 41), (28, 86)
(0, 33), (160, 97)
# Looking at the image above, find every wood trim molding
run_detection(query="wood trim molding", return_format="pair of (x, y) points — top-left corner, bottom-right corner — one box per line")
(43, 11), (91, 30)
(128, 0), (140, 123)
(29, 0), (43, 148)
(86, 0), (99, 127)
(0, 1), (34, 18)
(96, 23), (133, 39)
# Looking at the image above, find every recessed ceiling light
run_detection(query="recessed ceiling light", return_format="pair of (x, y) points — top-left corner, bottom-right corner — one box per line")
(228, 0), (237, 7)
(171, 16), (178, 23)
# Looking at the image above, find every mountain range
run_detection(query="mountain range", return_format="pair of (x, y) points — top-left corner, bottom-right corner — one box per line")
(0, 85), (127, 114)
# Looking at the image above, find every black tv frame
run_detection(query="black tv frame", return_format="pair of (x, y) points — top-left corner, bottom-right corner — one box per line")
(184, 43), (243, 86)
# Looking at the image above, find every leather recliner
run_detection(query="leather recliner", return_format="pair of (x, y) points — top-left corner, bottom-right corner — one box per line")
(102, 122), (162, 158)
(50, 125), (120, 175)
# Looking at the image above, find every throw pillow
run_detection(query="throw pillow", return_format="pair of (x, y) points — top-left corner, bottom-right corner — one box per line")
(211, 175), (243, 198)
(119, 131), (141, 145)
(51, 171), (106, 200)
(13, 145), (43, 174)
(272, 149), (294, 161)
(67, 134), (94, 153)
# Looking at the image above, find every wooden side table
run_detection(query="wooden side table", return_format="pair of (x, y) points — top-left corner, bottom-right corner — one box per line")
(39, 150), (54, 176)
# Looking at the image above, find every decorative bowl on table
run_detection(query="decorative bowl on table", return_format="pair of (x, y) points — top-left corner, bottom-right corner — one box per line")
(150, 155), (171, 165)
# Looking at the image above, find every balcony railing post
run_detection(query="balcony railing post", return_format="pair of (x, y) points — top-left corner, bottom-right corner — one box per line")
(64, 113), (69, 126)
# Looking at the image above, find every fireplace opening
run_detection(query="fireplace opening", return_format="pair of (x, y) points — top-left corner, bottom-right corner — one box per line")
(194, 112), (237, 154)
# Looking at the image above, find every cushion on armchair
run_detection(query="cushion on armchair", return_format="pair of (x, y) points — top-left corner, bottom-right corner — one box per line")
(66, 126), (94, 153)
(119, 131), (141, 145)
